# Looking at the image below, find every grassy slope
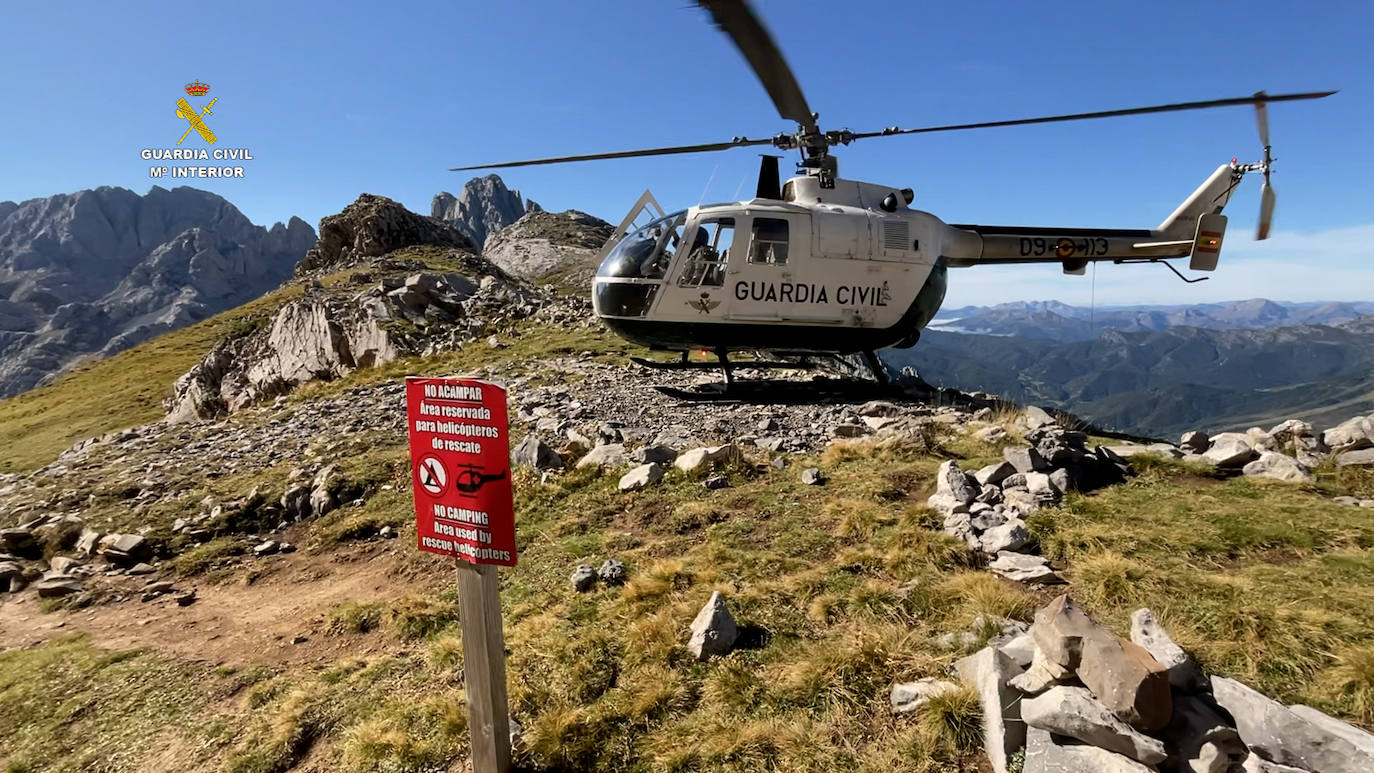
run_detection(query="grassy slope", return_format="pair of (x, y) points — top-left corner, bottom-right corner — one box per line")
(5, 428), (1374, 771)
(0, 285), (302, 473)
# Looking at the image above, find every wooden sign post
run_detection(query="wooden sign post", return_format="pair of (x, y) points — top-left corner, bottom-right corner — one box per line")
(406, 377), (517, 773)
(457, 563), (512, 772)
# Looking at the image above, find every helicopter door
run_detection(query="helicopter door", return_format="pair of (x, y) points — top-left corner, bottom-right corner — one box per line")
(727, 213), (829, 322)
(662, 216), (735, 319)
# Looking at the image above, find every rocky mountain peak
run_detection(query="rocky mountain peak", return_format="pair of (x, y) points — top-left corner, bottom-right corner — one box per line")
(294, 193), (473, 277)
(431, 174), (529, 249)
(0, 185), (315, 398)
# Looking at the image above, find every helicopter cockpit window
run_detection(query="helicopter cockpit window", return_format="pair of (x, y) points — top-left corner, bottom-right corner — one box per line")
(597, 211), (687, 280)
(678, 218), (735, 288)
(750, 217), (789, 264)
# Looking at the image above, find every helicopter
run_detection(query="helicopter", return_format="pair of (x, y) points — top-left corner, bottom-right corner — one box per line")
(455, 0), (1334, 392)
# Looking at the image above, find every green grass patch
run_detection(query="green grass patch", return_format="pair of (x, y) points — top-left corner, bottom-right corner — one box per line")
(0, 637), (215, 772)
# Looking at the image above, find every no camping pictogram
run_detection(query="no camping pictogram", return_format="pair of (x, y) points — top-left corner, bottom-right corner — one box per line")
(417, 455), (447, 495)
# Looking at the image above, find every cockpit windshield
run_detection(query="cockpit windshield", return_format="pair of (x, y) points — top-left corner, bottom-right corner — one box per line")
(597, 211), (686, 280)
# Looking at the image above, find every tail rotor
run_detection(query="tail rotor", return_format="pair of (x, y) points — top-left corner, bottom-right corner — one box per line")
(1252, 91), (1276, 240)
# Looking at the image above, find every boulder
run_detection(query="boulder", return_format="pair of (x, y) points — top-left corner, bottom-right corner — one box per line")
(570, 564), (596, 592)
(596, 559), (626, 586)
(102, 534), (152, 567)
(1009, 647), (1073, 696)
(954, 646), (1026, 773)
(0, 528), (39, 559)
(1203, 435), (1259, 468)
(979, 519), (1032, 554)
(1077, 633), (1172, 732)
(1160, 693), (1248, 773)
(1240, 752), (1307, 772)
(975, 461), (1017, 487)
(1242, 452), (1315, 483)
(890, 677), (961, 714)
(576, 443), (627, 469)
(48, 556), (83, 574)
(800, 467), (825, 486)
(282, 484), (312, 520)
(309, 464), (339, 518)
(1022, 726), (1156, 773)
(618, 463), (664, 493)
(73, 529), (102, 558)
(1024, 405), (1058, 430)
(1006, 447), (1051, 474)
(687, 591), (738, 661)
(630, 445), (677, 465)
(1337, 448), (1374, 467)
(989, 552), (1062, 584)
(997, 631), (1038, 669)
(513, 434), (563, 471)
(1287, 704), (1374, 758)
(1212, 676), (1374, 772)
(1129, 608), (1206, 693)
(1021, 686), (1167, 765)
(935, 460), (980, 505)
(1179, 430), (1210, 453)
(1267, 419), (1313, 445)
(976, 425), (1008, 443)
(1025, 472), (1059, 503)
(1323, 415), (1373, 453)
(34, 576), (84, 598)
(674, 444), (738, 473)
(33, 516), (85, 553)
(1245, 427), (1278, 452)
(1048, 468), (1072, 495)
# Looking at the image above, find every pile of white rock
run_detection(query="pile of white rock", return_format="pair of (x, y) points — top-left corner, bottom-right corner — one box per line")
(928, 413), (1133, 586)
(948, 594), (1374, 772)
(1108, 414), (1374, 489)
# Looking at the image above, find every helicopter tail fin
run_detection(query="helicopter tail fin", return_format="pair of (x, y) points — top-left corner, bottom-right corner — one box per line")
(1156, 163), (1238, 240)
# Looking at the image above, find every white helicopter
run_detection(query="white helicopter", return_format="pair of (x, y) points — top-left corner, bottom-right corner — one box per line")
(456, 0), (1333, 393)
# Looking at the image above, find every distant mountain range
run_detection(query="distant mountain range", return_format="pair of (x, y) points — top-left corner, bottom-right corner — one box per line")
(889, 312), (1374, 438)
(932, 299), (1374, 342)
(0, 186), (316, 398)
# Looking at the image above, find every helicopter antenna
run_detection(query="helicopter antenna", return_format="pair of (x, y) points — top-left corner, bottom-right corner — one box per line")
(697, 163), (719, 206)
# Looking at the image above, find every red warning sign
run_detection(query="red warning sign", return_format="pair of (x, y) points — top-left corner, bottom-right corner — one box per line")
(405, 377), (516, 566)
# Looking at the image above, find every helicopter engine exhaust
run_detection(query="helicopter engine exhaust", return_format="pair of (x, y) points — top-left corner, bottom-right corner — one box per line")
(756, 154), (782, 200)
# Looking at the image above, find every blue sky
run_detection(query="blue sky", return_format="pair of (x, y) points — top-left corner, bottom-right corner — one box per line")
(1, 0), (1369, 306)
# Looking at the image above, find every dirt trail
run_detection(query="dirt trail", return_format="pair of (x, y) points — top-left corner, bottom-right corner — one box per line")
(0, 540), (425, 667)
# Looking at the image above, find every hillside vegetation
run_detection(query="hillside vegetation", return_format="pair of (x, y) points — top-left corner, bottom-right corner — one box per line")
(3, 202), (1373, 771)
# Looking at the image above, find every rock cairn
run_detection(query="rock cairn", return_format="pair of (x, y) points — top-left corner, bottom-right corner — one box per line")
(953, 594), (1374, 772)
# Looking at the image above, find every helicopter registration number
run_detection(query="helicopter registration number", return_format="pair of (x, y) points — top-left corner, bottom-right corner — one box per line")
(1019, 237), (1111, 258)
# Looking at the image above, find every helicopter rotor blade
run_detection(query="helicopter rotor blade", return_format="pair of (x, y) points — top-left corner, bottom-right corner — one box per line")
(1254, 91), (1271, 148)
(696, 0), (817, 134)
(451, 136), (776, 171)
(1257, 181), (1276, 240)
(846, 90), (1335, 141)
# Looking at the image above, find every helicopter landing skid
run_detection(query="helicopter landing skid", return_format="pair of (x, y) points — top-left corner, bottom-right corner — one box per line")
(652, 377), (906, 404)
(629, 356), (820, 372)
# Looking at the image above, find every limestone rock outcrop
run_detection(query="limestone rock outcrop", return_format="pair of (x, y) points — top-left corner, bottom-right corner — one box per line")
(0, 186), (315, 397)
(483, 210), (614, 289)
(295, 193), (471, 277)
